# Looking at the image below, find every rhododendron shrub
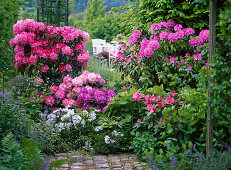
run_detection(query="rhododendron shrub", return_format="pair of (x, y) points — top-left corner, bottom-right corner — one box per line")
(38, 71), (116, 111)
(104, 85), (207, 160)
(115, 20), (209, 90)
(10, 19), (90, 85)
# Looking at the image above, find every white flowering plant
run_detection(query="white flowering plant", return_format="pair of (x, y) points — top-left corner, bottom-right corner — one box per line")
(40, 107), (99, 150)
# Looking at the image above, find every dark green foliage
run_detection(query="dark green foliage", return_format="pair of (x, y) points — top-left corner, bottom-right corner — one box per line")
(28, 122), (70, 155)
(0, 133), (26, 170)
(0, 0), (21, 80)
(111, 0), (209, 34)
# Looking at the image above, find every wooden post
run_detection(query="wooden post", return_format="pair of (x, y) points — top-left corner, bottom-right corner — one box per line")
(206, 0), (217, 158)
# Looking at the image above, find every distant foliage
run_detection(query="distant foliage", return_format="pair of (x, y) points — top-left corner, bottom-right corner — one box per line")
(0, 0), (21, 79)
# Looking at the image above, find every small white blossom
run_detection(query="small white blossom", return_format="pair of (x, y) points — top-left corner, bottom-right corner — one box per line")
(104, 135), (110, 144)
(81, 119), (86, 127)
(112, 130), (119, 136)
(95, 126), (103, 132)
(83, 110), (88, 115)
(88, 111), (96, 122)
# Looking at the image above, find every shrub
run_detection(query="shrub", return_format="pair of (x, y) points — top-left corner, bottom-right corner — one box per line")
(10, 19), (90, 85)
(114, 20), (209, 90)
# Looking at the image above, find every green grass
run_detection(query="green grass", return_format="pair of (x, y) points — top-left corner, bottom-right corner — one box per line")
(86, 56), (121, 82)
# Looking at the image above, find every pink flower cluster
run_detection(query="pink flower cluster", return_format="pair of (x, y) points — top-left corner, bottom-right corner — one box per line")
(189, 30), (209, 47)
(132, 91), (184, 113)
(72, 70), (105, 87)
(128, 30), (142, 45)
(10, 19), (90, 77)
(43, 71), (113, 110)
(115, 19), (199, 64)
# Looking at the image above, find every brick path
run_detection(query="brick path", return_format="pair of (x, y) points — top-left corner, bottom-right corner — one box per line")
(51, 152), (147, 170)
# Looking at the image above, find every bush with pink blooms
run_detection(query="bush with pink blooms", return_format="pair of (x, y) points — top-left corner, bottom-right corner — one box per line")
(10, 19), (90, 85)
(104, 85), (207, 161)
(115, 20), (209, 90)
(38, 71), (116, 111)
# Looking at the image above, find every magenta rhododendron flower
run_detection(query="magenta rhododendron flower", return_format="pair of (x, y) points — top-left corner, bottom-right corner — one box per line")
(145, 94), (152, 104)
(193, 54), (202, 61)
(188, 65), (193, 71)
(170, 57), (177, 63)
(45, 96), (55, 106)
(50, 85), (59, 93)
(137, 119), (142, 123)
(40, 65), (49, 73)
(181, 59), (186, 63)
(59, 83), (66, 91)
(132, 92), (143, 101)
(159, 31), (169, 40)
(63, 75), (72, 83)
(164, 97), (175, 104)
(174, 24), (183, 31)
(170, 92), (178, 97)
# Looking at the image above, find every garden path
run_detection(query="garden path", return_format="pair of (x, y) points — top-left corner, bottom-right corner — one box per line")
(51, 152), (146, 170)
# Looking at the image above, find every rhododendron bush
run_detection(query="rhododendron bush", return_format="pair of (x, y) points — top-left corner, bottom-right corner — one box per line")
(104, 85), (207, 160)
(33, 71), (116, 111)
(10, 19), (90, 84)
(115, 20), (209, 90)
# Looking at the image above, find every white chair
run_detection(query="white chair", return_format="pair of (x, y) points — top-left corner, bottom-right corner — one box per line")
(92, 39), (106, 56)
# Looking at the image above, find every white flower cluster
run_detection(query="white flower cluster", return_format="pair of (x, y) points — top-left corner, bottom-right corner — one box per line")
(104, 130), (124, 145)
(111, 130), (123, 137)
(40, 107), (97, 132)
(104, 135), (115, 144)
(83, 141), (94, 151)
(95, 126), (103, 132)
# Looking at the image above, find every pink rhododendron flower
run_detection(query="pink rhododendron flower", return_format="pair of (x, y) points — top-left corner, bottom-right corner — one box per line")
(40, 65), (49, 72)
(75, 42), (84, 52)
(50, 85), (59, 93)
(157, 103), (163, 108)
(58, 65), (66, 73)
(182, 28), (195, 35)
(193, 54), (202, 61)
(59, 83), (66, 91)
(145, 94), (152, 104)
(181, 59), (186, 63)
(28, 54), (37, 65)
(72, 86), (81, 94)
(170, 92), (178, 97)
(168, 33), (178, 42)
(188, 65), (193, 71)
(160, 31), (169, 40)
(158, 120), (165, 125)
(55, 90), (65, 99)
(164, 58), (169, 62)
(62, 98), (76, 107)
(137, 119), (142, 123)
(132, 92), (143, 101)
(121, 45), (128, 51)
(174, 24), (183, 31)
(199, 30), (209, 42)
(45, 96), (55, 106)
(152, 97), (161, 103)
(65, 64), (72, 72)
(147, 104), (156, 112)
(62, 45), (73, 56)
(50, 52), (58, 60)
(170, 57), (177, 63)
(167, 19), (176, 28)
(77, 51), (90, 64)
(164, 97), (175, 104)
(72, 77), (83, 86)
(63, 75), (72, 83)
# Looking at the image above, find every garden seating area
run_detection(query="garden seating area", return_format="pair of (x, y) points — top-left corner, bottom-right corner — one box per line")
(0, 0), (230, 169)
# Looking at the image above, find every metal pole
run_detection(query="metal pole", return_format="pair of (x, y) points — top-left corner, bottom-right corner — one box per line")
(37, 0), (40, 22)
(206, 0), (217, 158)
